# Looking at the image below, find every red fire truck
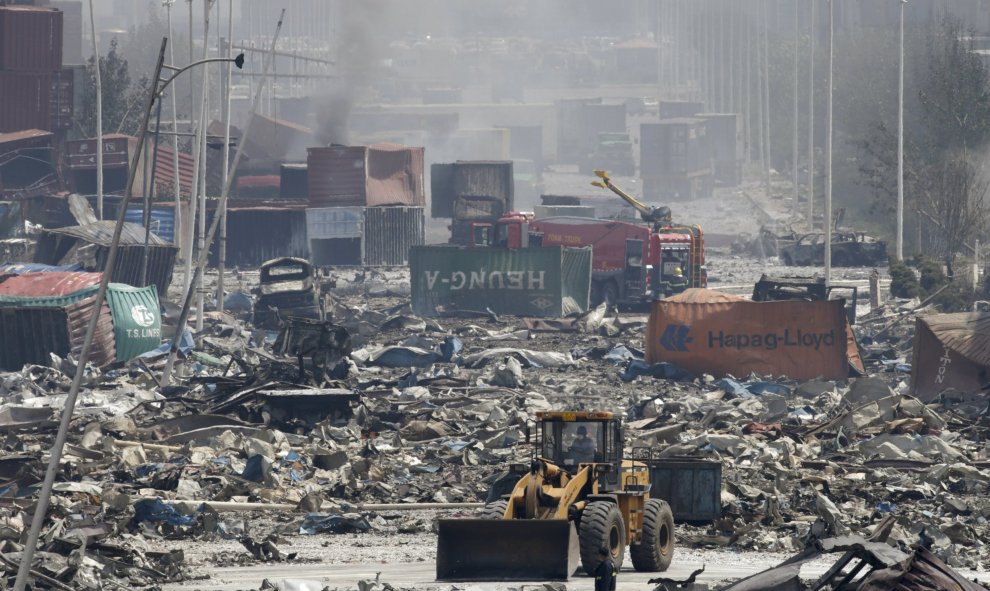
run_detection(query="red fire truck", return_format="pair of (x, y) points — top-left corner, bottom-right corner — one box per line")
(471, 172), (706, 306)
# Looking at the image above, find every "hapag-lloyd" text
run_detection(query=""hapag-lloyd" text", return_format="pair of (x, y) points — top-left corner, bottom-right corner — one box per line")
(425, 270), (546, 291)
(708, 329), (837, 351)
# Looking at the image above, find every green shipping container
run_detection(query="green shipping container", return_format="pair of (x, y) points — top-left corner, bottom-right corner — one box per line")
(104, 284), (162, 361)
(410, 246), (591, 317)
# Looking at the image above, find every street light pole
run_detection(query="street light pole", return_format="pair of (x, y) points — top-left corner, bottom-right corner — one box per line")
(808, 0), (815, 230)
(897, 0), (907, 259)
(792, 0), (800, 216)
(87, 0), (103, 220)
(825, 0), (834, 284)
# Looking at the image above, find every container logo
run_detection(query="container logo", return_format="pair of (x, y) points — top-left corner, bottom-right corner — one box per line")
(131, 305), (156, 328)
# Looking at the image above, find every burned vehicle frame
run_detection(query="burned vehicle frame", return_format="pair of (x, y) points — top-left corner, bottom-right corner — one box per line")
(778, 231), (887, 267)
(753, 274), (859, 325)
(253, 257), (323, 329)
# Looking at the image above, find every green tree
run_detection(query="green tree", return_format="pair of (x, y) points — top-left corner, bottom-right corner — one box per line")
(77, 38), (150, 138)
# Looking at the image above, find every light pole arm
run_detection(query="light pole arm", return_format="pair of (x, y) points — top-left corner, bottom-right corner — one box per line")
(158, 54), (244, 95)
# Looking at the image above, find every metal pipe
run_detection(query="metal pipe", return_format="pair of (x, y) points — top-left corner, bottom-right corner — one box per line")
(11, 41), (169, 591)
(163, 10), (285, 387)
(88, 0), (103, 220)
(157, 500), (486, 513)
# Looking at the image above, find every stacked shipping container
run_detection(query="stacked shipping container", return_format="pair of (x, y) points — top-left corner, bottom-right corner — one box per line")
(0, 6), (72, 134)
(306, 143), (426, 265)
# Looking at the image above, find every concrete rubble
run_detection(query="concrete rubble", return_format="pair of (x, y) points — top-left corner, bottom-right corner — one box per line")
(0, 260), (984, 590)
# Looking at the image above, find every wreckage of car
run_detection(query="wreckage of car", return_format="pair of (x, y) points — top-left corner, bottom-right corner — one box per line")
(779, 231), (887, 267)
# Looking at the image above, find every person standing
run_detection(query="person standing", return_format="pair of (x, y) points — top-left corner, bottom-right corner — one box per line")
(594, 546), (617, 591)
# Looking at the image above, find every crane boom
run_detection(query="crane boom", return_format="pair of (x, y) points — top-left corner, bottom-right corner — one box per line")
(591, 170), (672, 225)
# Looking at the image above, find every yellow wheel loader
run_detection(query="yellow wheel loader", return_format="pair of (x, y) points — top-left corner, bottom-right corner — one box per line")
(436, 411), (675, 581)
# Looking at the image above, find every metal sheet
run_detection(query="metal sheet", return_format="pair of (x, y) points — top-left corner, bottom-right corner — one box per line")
(410, 246), (591, 317)
(124, 207), (176, 243)
(363, 206), (424, 266)
(0, 6), (63, 72)
(41, 221), (170, 246)
(104, 284), (161, 361)
(0, 271), (100, 298)
(910, 313), (990, 402)
(307, 144), (425, 208)
(646, 458), (722, 522)
(306, 206), (364, 240)
(208, 209), (308, 268)
(436, 519), (579, 581)
(432, 161), (514, 222)
(65, 135), (135, 170)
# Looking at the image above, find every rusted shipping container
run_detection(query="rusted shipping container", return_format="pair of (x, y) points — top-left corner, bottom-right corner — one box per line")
(280, 163), (308, 199)
(641, 119), (714, 201)
(0, 271), (115, 370)
(0, 70), (73, 133)
(555, 98), (626, 166)
(430, 161), (514, 220)
(307, 206), (424, 266)
(308, 143), (425, 208)
(697, 113), (744, 187)
(0, 6), (63, 72)
(34, 221), (177, 296)
(46, 1), (82, 66)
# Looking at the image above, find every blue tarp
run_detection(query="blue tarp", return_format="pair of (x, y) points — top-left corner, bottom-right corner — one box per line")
(133, 498), (196, 525)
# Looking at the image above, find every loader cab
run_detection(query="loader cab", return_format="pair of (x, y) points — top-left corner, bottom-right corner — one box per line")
(536, 411), (623, 488)
(474, 213), (537, 248)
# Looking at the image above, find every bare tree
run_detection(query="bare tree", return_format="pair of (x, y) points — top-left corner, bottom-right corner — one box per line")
(916, 154), (988, 262)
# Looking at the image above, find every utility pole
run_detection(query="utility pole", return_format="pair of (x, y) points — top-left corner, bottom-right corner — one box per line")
(12, 42), (169, 591)
(195, 0), (213, 332)
(825, 0), (834, 284)
(808, 0), (816, 230)
(762, 0), (772, 197)
(897, 0), (907, 259)
(88, 0), (103, 220)
(792, 0), (800, 215)
(165, 0), (182, 265)
(218, 0), (233, 313)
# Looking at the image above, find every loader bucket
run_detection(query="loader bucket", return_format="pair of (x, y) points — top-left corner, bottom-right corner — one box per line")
(436, 519), (580, 581)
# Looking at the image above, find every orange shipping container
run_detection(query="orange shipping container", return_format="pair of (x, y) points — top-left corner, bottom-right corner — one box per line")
(646, 297), (852, 380)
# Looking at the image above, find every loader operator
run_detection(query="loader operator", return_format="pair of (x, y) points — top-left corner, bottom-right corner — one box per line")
(569, 425), (597, 463)
(594, 546), (617, 591)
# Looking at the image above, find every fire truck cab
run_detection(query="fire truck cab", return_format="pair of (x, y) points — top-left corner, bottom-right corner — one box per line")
(471, 214), (705, 306)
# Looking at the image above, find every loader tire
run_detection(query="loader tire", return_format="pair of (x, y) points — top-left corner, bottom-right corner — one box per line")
(579, 501), (625, 576)
(631, 499), (674, 572)
(482, 499), (509, 520)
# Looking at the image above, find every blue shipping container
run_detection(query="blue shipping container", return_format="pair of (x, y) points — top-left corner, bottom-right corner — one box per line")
(124, 206), (175, 243)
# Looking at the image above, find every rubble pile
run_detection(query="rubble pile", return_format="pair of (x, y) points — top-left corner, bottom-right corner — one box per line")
(0, 267), (986, 589)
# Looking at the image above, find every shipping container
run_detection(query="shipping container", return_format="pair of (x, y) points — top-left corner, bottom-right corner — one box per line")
(409, 245), (591, 317)
(280, 163), (308, 199)
(46, 1), (82, 66)
(641, 119), (714, 201)
(307, 206), (424, 266)
(208, 205), (309, 268)
(431, 161), (514, 220)
(307, 143), (425, 208)
(499, 125), (544, 172)
(555, 98), (627, 167)
(0, 6), (63, 72)
(124, 206), (176, 243)
(34, 221), (177, 296)
(0, 71), (49, 133)
(0, 129), (59, 199)
(104, 283), (162, 361)
(697, 113), (744, 187)
(0, 273), (110, 369)
(65, 134), (141, 195)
